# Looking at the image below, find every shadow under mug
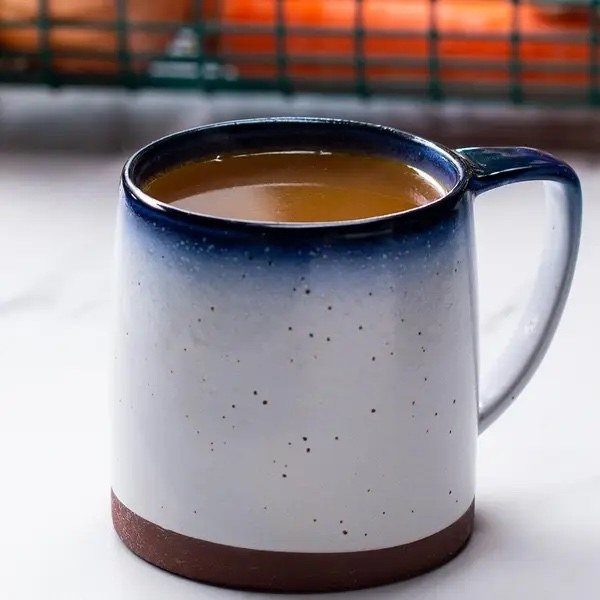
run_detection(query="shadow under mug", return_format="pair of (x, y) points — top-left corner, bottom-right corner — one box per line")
(112, 118), (581, 592)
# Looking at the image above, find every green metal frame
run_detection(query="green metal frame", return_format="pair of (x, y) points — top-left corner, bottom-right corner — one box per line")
(0, 0), (598, 106)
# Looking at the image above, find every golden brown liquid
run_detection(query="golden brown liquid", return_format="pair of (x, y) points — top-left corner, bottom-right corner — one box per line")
(144, 151), (445, 223)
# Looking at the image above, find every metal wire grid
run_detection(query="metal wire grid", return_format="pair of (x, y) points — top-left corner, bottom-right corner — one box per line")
(0, 0), (598, 105)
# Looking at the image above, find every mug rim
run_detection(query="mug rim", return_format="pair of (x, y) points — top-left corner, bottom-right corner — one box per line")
(122, 117), (472, 237)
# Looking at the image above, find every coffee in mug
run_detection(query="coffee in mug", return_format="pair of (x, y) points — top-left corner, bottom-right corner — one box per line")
(143, 151), (445, 222)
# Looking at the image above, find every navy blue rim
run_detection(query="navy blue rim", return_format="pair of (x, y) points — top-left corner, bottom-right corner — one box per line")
(122, 118), (474, 240)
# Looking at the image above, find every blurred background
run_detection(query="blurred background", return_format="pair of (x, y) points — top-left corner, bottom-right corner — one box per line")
(1, 1), (599, 599)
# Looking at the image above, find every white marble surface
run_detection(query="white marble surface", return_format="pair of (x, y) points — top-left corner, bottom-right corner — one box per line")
(1, 90), (599, 599)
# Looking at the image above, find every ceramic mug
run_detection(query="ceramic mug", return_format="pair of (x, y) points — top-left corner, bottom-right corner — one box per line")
(112, 118), (581, 592)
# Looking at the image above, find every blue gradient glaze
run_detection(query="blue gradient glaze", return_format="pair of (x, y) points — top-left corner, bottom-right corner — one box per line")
(115, 172), (480, 552)
(123, 118), (472, 243)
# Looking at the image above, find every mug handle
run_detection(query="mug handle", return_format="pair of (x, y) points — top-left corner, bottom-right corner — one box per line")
(456, 147), (582, 433)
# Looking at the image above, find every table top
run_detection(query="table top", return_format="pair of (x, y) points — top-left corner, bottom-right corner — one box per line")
(1, 90), (598, 600)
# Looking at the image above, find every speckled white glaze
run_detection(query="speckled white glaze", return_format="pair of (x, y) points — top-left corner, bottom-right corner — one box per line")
(112, 197), (478, 553)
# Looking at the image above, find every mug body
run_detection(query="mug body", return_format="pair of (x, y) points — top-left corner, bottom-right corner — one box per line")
(112, 119), (478, 592)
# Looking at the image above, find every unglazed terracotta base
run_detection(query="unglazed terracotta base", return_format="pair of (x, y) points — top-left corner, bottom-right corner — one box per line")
(112, 492), (474, 593)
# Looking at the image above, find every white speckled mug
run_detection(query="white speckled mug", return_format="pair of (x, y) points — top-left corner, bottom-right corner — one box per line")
(112, 118), (582, 592)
